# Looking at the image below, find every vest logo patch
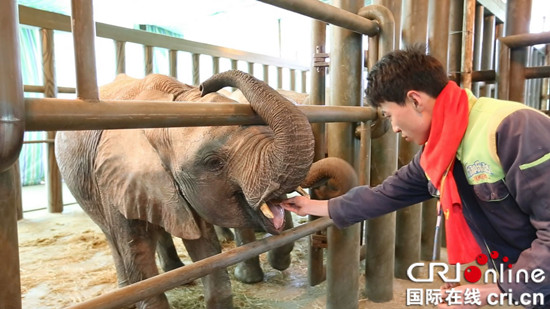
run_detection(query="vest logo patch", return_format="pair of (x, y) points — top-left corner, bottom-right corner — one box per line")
(466, 160), (492, 182)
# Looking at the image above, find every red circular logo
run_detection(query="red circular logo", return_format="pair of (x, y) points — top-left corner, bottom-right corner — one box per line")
(464, 266), (482, 283)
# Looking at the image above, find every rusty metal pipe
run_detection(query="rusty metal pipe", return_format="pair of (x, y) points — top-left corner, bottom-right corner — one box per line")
(258, 0), (380, 36)
(24, 98), (377, 131)
(358, 2), (397, 302)
(65, 217), (334, 309)
(0, 0), (25, 173)
(500, 31), (550, 48)
(70, 0), (99, 101)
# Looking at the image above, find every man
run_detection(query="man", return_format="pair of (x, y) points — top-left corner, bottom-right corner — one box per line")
(282, 45), (550, 308)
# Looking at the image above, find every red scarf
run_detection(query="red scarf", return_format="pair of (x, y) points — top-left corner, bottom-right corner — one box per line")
(420, 81), (481, 264)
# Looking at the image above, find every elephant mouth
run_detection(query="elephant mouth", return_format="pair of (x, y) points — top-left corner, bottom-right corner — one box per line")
(259, 200), (285, 234)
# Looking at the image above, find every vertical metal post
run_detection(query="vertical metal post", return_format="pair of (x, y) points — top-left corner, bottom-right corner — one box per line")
(472, 4), (485, 95)
(263, 64), (269, 83)
(308, 19), (327, 287)
(41, 28), (63, 213)
(326, 1), (363, 308)
(394, 0), (427, 279)
(448, 0), (464, 80)
(212, 56), (220, 75)
(70, 0), (99, 101)
(144, 46), (153, 75)
(506, 0), (532, 103)
(301, 70), (307, 93)
(358, 3), (397, 302)
(115, 41), (126, 75)
(247, 62), (254, 76)
(277, 67), (283, 89)
(169, 50), (177, 78)
(0, 1), (24, 307)
(461, 0), (476, 89)
(424, 0), (451, 262)
(192, 53), (200, 85)
(290, 68), (296, 91)
(480, 15), (496, 97)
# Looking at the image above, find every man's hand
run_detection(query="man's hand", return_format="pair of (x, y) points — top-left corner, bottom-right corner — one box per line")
(280, 196), (330, 217)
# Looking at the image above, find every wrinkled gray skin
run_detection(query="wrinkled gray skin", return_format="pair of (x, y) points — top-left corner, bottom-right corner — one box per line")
(157, 156), (359, 285)
(55, 70), (315, 309)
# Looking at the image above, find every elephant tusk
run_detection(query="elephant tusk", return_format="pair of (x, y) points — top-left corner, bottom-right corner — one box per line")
(295, 186), (310, 199)
(260, 202), (274, 219)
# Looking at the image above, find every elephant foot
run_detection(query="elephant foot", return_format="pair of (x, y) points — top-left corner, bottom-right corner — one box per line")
(205, 295), (234, 309)
(234, 260), (264, 283)
(268, 250), (291, 271)
(214, 226), (235, 243)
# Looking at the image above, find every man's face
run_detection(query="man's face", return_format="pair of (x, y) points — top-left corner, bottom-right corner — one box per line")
(379, 96), (433, 145)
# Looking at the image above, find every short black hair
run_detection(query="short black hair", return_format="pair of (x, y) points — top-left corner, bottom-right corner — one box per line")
(365, 44), (449, 107)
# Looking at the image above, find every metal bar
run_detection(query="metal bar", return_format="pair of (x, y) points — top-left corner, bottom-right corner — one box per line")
(448, 0), (464, 76)
(506, 0), (532, 103)
(524, 66), (550, 79)
(24, 98), (377, 131)
(65, 217), (334, 309)
(461, 0), (475, 89)
(169, 50), (177, 78)
(359, 1), (397, 303)
(70, 0), (99, 101)
(395, 0), (427, 281)
(0, 0), (25, 173)
(0, 4), (24, 309)
(308, 19), (327, 287)
(23, 139), (54, 144)
(115, 41), (125, 75)
(40, 27), (63, 214)
(144, 46), (153, 75)
(500, 31), (550, 49)
(325, 1), (363, 308)
(480, 14), (496, 97)
(192, 53), (200, 85)
(24, 85), (75, 93)
(472, 4), (485, 95)
(450, 69), (497, 82)
(258, 0), (379, 36)
(18, 5), (310, 71)
(423, 0), (450, 262)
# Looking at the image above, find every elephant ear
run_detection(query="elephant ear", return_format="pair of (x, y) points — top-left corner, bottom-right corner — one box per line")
(94, 129), (201, 240)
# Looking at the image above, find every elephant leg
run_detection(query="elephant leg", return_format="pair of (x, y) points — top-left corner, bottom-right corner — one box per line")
(233, 228), (264, 283)
(182, 218), (233, 309)
(214, 225), (234, 243)
(110, 219), (170, 309)
(267, 210), (294, 270)
(156, 229), (185, 272)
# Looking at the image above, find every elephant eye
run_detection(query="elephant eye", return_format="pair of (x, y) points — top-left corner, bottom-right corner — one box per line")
(203, 154), (225, 172)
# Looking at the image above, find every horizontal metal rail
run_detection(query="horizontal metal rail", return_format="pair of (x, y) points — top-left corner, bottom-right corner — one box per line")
(24, 85), (75, 94)
(65, 217), (334, 309)
(258, 0), (380, 36)
(18, 5), (309, 71)
(499, 31), (550, 48)
(25, 98), (377, 131)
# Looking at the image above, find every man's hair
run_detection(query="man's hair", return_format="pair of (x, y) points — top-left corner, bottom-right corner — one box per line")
(365, 44), (449, 107)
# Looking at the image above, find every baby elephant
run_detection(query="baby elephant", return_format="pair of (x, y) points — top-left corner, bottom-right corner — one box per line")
(55, 71), (315, 309)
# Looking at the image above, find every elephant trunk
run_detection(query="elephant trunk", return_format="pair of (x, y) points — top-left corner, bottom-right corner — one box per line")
(200, 70), (314, 207)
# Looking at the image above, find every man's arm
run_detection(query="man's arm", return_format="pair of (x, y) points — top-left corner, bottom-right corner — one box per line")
(327, 151), (433, 228)
(496, 109), (550, 299)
